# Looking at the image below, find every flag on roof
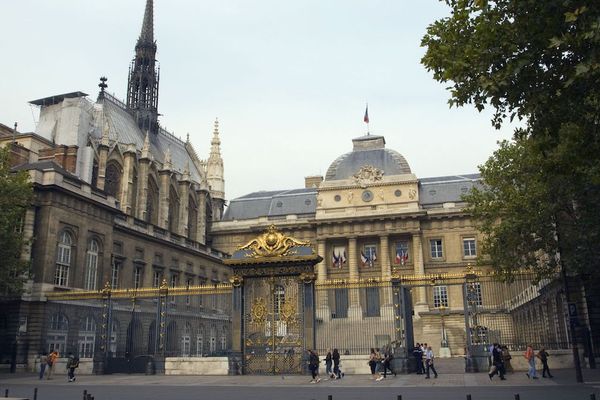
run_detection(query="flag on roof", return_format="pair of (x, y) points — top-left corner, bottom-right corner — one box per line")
(364, 105), (369, 124)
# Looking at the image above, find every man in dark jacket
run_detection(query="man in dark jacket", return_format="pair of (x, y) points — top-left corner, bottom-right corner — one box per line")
(413, 343), (424, 374)
(488, 343), (506, 380)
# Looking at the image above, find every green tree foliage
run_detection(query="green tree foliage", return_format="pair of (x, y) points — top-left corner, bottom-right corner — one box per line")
(421, 1), (600, 280)
(0, 146), (33, 295)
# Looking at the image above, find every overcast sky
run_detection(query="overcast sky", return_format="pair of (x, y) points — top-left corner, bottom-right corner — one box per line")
(0, 1), (516, 201)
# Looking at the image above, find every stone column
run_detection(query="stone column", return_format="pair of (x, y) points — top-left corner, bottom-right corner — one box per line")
(135, 158), (150, 220)
(196, 190), (207, 245)
(158, 170), (171, 229)
(347, 237), (362, 320)
(412, 234), (429, 313)
(178, 180), (190, 237)
(316, 240), (330, 322)
(380, 235), (394, 319)
(119, 145), (136, 214)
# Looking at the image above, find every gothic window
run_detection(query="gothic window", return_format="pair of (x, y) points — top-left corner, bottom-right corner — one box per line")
(91, 159), (99, 188)
(130, 168), (138, 216)
(168, 185), (180, 233)
(78, 316), (96, 358)
(55, 231), (73, 287)
(146, 177), (159, 225)
(188, 195), (198, 241)
(84, 239), (100, 290)
(47, 313), (68, 353)
(105, 162), (122, 198)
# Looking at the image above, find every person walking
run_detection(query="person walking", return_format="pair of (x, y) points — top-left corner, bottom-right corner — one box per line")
(39, 352), (48, 380)
(307, 350), (321, 383)
(524, 344), (538, 379)
(325, 349), (333, 379)
(66, 352), (79, 382)
(501, 345), (513, 373)
(424, 346), (438, 379)
(377, 348), (396, 381)
(488, 343), (506, 380)
(368, 348), (377, 379)
(46, 350), (59, 380)
(332, 348), (343, 379)
(413, 343), (424, 374)
(537, 348), (553, 378)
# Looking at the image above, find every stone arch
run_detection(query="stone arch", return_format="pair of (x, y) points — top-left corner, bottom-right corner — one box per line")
(105, 160), (123, 199)
(147, 175), (159, 225)
(187, 192), (198, 241)
(168, 183), (180, 233)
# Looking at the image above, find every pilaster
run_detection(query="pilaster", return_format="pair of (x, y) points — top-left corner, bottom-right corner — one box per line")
(347, 237), (362, 320)
(178, 179), (190, 237)
(196, 190), (207, 245)
(316, 239), (330, 322)
(158, 170), (170, 229)
(136, 159), (150, 220)
(120, 145), (136, 214)
(412, 234), (429, 314)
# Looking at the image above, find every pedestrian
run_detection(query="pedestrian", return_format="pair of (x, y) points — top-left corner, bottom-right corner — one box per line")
(66, 352), (79, 382)
(368, 348), (377, 379)
(39, 351), (48, 380)
(332, 348), (343, 379)
(374, 348), (382, 375)
(424, 346), (438, 379)
(524, 344), (538, 379)
(325, 349), (333, 379)
(377, 348), (396, 381)
(488, 343), (506, 381)
(307, 350), (321, 383)
(47, 349), (59, 380)
(537, 348), (553, 378)
(501, 345), (513, 373)
(413, 343), (424, 374)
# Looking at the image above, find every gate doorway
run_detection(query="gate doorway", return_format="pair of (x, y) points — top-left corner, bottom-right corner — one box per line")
(225, 225), (322, 375)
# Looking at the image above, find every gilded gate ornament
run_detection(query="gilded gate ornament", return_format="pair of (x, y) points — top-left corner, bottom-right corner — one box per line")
(251, 297), (268, 325)
(239, 225), (311, 258)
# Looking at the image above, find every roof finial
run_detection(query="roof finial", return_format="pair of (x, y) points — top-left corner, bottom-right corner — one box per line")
(139, 0), (154, 44)
(163, 146), (172, 170)
(363, 103), (370, 136)
(186, 132), (190, 143)
(141, 130), (151, 158)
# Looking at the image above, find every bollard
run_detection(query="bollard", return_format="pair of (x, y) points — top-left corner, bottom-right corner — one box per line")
(397, 396), (402, 400)
(83, 390), (87, 400)
(33, 387), (38, 400)
(467, 395), (472, 400)
(514, 395), (520, 400)
(5, 388), (8, 397)
(328, 396), (333, 400)
(591, 394), (597, 400)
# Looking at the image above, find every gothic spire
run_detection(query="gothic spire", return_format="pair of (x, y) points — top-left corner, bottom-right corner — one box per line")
(138, 0), (154, 45)
(209, 118), (222, 159)
(127, 0), (160, 135)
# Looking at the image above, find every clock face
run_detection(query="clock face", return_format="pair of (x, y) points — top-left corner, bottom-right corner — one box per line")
(362, 190), (373, 202)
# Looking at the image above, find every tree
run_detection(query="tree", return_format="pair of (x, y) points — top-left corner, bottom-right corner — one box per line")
(421, 1), (600, 280)
(0, 145), (33, 295)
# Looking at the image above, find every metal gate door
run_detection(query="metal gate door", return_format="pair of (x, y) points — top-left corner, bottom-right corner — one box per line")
(243, 276), (305, 374)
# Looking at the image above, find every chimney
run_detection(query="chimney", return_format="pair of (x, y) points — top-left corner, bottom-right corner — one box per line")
(304, 175), (323, 189)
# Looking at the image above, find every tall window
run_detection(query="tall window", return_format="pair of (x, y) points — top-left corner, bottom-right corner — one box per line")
(153, 270), (162, 288)
(430, 239), (443, 259)
(333, 288), (349, 319)
(134, 266), (143, 289)
(55, 231), (72, 287)
(109, 320), (119, 354)
(196, 329), (204, 356)
(78, 316), (96, 357)
(274, 285), (285, 316)
(394, 241), (409, 265)
(111, 259), (120, 289)
(365, 287), (381, 317)
(186, 278), (193, 306)
(463, 238), (477, 257)
(170, 273), (178, 303)
(433, 285), (449, 308)
(84, 239), (100, 290)
(105, 162), (122, 198)
(220, 331), (227, 350)
(47, 313), (68, 353)
(181, 323), (191, 357)
(362, 244), (377, 267)
(209, 326), (217, 354)
(466, 282), (483, 306)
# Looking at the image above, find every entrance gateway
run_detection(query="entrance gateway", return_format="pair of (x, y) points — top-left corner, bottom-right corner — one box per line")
(225, 225), (322, 374)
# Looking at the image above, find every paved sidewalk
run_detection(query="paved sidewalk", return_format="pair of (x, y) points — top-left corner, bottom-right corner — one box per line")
(0, 369), (596, 387)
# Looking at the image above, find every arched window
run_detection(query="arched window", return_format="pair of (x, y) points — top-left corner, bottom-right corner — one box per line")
(168, 185), (179, 233)
(146, 177), (159, 225)
(47, 313), (68, 353)
(196, 326), (204, 357)
(188, 195), (197, 241)
(55, 231), (73, 286)
(220, 328), (227, 351)
(105, 162), (122, 198)
(78, 316), (96, 357)
(84, 239), (100, 290)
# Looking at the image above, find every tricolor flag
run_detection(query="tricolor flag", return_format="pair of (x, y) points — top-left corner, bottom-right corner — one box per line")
(395, 249), (409, 265)
(332, 250), (340, 268)
(361, 249), (376, 267)
(363, 105), (369, 124)
(360, 250), (368, 266)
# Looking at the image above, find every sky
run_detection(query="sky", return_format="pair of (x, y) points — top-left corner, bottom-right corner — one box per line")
(0, 0), (516, 201)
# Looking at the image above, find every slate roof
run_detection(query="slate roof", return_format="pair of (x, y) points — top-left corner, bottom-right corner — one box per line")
(222, 188), (317, 221)
(90, 94), (202, 182)
(419, 174), (482, 206)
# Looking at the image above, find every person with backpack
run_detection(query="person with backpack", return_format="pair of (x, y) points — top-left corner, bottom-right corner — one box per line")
(325, 349), (333, 379)
(46, 350), (59, 380)
(307, 350), (321, 383)
(524, 344), (538, 379)
(66, 352), (79, 382)
(376, 348), (396, 380)
(39, 351), (48, 380)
